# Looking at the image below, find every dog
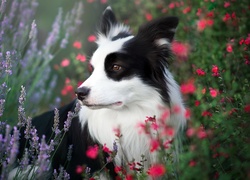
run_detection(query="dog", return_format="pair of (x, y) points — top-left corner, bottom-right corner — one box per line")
(17, 6), (186, 179)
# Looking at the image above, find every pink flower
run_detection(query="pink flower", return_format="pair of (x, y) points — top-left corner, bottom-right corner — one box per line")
(196, 8), (202, 16)
(202, 111), (212, 117)
(88, 35), (96, 42)
(150, 138), (160, 152)
(195, 100), (200, 106)
(223, 13), (231, 22)
(76, 54), (86, 62)
(185, 108), (191, 119)
(196, 68), (206, 76)
(73, 41), (82, 49)
(102, 144), (112, 154)
(60, 59), (70, 67)
(145, 13), (152, 21)
(171, 41), (189, 58)
(224, 2), (230, 8)
(226, 44), (233, 53)
(197, 19), (207, 31)
(186, 128), (195, 137)
(209, 88), (218, 98)
(182, 6), (191, 14)
(168, 2), (175, 9)
(197, 128), (207, 139)
(180, 80), (196, 94)
(244, 104), (250, 113)
(212, 65), (219, 76)
(147, 164), (166, 178)
(100, 0), (107, 4)
(189, 160), (197, 167)
(75, 165), (84, 174)
(86, 145), (99, 159)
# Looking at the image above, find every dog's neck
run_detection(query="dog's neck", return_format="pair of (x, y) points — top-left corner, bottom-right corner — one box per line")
(78, 95), (165, 167)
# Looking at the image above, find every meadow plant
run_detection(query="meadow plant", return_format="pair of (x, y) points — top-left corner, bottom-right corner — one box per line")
(0, 0), (83, 178)
(0, 0), (83, 123)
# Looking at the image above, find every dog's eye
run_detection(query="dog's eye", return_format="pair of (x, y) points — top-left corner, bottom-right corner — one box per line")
(112, 64), (122, 71)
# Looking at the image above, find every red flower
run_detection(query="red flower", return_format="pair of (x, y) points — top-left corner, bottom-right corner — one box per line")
(86, 145), (99, 159)
(185, 108), (191, 119)
(75, 165), (84, 174)
(244, 104), (250, 113)
(196, 8), (202, 16)
(202, 111), (212, 117)
(209, 88), (218, 98)
(224, 2), (230, 8)
(76, 54), (86, 62)
(60, 59), (70, 67)
(168, 2), (175, 9)
(197, 19), (207, 31)
(197, 128), (207, 139)
(189, 160), (197, 167)
(186, 128), (195, 137)
(212, 65), (219, 76)
(100, 0), (107, 4)
(125, 174), (133, 180)
(196, 68), (206, 76)
(180, 80), (196, 94)
(147, 164), (166, 178)
(182, 6), (191, 14)
(150, 138), (160, 152)
(73, 41), (82, 49)
(226, 44), (233, 53)
(162, 127), (175, 137)
(114, 166), (123, 173)
(102, 144), (112, 154)
(145, 13), (152, 21)
(195, 100), (200, 106)
(223, 13), (231, 22)
(88, 35), (96, 42)
(172, 41), (189, 58)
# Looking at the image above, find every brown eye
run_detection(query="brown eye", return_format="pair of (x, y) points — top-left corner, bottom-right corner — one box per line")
(112, 64), (122, 71)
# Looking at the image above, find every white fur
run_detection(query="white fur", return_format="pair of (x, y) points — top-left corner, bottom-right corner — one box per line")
(78, 25), (186, 170)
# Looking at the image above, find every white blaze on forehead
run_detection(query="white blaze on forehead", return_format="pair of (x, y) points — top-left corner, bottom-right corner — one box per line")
(91, 36), (134, 67)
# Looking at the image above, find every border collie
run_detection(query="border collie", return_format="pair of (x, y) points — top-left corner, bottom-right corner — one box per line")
(17, 6), (186, 179)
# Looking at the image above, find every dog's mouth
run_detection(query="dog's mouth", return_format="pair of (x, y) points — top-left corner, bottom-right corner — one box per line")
(82, 101), (123, 109)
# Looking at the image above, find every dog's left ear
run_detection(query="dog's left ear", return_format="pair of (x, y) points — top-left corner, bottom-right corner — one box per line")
(137, 16), (178, 45)
(100, 6), (118, 36)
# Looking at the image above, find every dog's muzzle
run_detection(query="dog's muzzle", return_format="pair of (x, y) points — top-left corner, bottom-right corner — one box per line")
(75, 87), (90, 101)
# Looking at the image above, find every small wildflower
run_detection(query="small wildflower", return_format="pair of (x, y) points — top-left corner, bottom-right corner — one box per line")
(73, 41), (82, 49)
(145, 12), (153, 21)
(189, 160), (197, 167)
(61, 59), (70, 67)
(180, 80), (196, 94)
(86, 145), (99, 159)
(76, 53), (86, 62)
(88, 35), (96, 42)
(244, 104), (250, 113)
(195, 100), (200, 106)
(226, 44), (233, 53)
(103, 143), (112, 154)
(209, 88), (218, 98)
(147, 164), (166, 178)
(75, 165), (84, 174)
(224, 1), (230, 8)
(196, 68), (206, 76)
(186, 128), (195, 137)
(150, 138), (160, 152)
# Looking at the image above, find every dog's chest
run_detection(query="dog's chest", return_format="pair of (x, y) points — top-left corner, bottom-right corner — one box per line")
(79, 106), (161, 166)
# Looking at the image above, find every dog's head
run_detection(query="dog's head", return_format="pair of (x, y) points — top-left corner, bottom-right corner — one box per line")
(76, 7), (178, 110)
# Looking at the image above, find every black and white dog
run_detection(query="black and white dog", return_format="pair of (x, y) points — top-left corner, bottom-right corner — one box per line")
(18, 7), (186, 179)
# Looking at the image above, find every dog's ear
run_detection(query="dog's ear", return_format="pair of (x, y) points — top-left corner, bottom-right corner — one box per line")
(100, 6), (117, 36)
(137, 16), (178, 45)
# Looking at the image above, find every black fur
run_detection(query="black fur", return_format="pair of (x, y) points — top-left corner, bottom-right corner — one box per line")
(18, 100), (116, 179)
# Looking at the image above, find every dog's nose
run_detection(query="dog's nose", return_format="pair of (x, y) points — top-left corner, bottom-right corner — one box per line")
(75, 87), (90, 101)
